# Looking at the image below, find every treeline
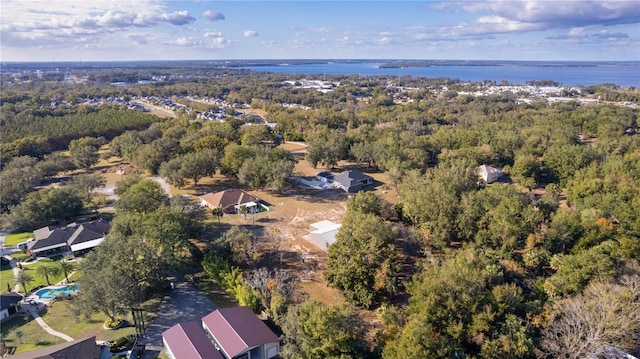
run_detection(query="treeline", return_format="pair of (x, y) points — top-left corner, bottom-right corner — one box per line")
(1, 106), (160, 159)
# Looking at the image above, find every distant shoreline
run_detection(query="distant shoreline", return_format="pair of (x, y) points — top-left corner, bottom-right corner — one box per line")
(2, 59), (639, 68)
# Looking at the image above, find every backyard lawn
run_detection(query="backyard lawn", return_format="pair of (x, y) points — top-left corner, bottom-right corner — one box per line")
(0, 313), (65, 355)
(13, 258), (68, 295)
(0, 266), (16, 293)
(42, 299), (136, 341)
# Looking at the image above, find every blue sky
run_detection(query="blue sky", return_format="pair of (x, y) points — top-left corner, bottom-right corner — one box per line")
(2, 0), (639, 61)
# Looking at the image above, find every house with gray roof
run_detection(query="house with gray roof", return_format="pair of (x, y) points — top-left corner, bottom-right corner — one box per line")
(1, 292), (22, 321)
(8, 336), (103, 359)
(333, 170), (373, 192)
(27, 219), (110, 257)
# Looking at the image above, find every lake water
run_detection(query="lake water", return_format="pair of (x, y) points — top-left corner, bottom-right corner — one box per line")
(244, 62), (640, 87)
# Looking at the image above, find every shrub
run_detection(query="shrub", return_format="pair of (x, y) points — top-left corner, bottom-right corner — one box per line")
(104, 316), (122, 329)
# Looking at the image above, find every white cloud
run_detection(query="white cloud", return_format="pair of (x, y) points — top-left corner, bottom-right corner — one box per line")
(244, 30), (258, 37)
(202, 10), (225, 22)
(210, 37), (228, 48)
(165, 36), (202, 47)
(433, 0), (640, 38)
(1, 0), (195, 48)
(204, 31), (223, 38)
(378, 36), (392, 45)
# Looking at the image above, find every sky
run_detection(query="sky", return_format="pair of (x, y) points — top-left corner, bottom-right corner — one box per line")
(2, 0), (639, 62)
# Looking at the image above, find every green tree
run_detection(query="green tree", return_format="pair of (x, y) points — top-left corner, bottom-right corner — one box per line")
(76, 232), (164, 321)
(180, 149), (218, 186)
(0, 156), (43, 210)
(18, 187), (84, 227)
(325, 211), (398, 308)
(69, 173), (106, 204)
(346, 191), (382, 216)
(59, 259), (75, 283)
(68, 136), (103, 170)
(544, 241), (618, 297)
(279, 300), (369, 359)
(210, 226), (260, 266)
(159, 158), (187, 189)
(115, 179), (169, 213)
(221, 144), (255, 177)
(14, 270), (33, 295)
(383, 248), (533, 358)
(305, 129), (349, 169)
(543, 144), (598, 185)
(398, 163), (476, 248)
(212, 207), (224, 224)
(35, 264), (60, 286)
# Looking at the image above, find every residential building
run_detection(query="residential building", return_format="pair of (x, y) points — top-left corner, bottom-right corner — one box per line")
(27, 219), (110, 257)
(199, 189), (268, 214)
(1, 292), (22, 321)
(163, 321), (223, 359)
(333, 170), (374, 193)
(163, 307), (280, 359)
(9, 336), (103, 359)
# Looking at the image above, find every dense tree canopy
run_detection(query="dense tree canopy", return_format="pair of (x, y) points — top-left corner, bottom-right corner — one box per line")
(325, 211), (398, 308)
(279, 300), (369, 359)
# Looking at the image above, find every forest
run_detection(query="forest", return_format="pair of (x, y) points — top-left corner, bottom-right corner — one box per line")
(1, 68), (638, 358)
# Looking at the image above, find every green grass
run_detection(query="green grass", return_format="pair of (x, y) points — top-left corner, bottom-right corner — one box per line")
(0, 313), (65, 354)
(15, 258), (67, 295)
(3, 232), (32, 247)
(42, 299), (135, 342)
(11, 252), (32, 262)
(1, 266), (16, 293)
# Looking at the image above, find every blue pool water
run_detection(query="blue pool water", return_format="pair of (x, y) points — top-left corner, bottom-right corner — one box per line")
(35, 284), (79, 300)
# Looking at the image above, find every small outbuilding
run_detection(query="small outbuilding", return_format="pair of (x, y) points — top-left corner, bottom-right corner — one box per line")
(476, 164), (503, 184)
(304, 220), (341, 252)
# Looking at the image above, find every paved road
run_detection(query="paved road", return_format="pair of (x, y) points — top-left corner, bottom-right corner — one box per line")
(140, 274), (217, 359)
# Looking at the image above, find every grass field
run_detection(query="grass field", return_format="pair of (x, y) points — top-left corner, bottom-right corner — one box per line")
(42, 299), (136, 341)
(0, 314), (65, 355)
(3, 232), (32, 247)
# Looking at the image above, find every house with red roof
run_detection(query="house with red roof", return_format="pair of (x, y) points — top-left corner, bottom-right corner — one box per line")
(163, 321), (223, 359)
(162, 306), (279, 359)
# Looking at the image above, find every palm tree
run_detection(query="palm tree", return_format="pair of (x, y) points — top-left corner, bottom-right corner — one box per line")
(14, 271), (33, 295)
(212, 207), (223, 224)
(59, 260), (75, 283)
(36, 264), (60, 286)
(239, 205), (249, 219)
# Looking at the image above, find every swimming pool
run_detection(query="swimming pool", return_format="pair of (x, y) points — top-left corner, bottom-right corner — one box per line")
(34, 284), (79, 300)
